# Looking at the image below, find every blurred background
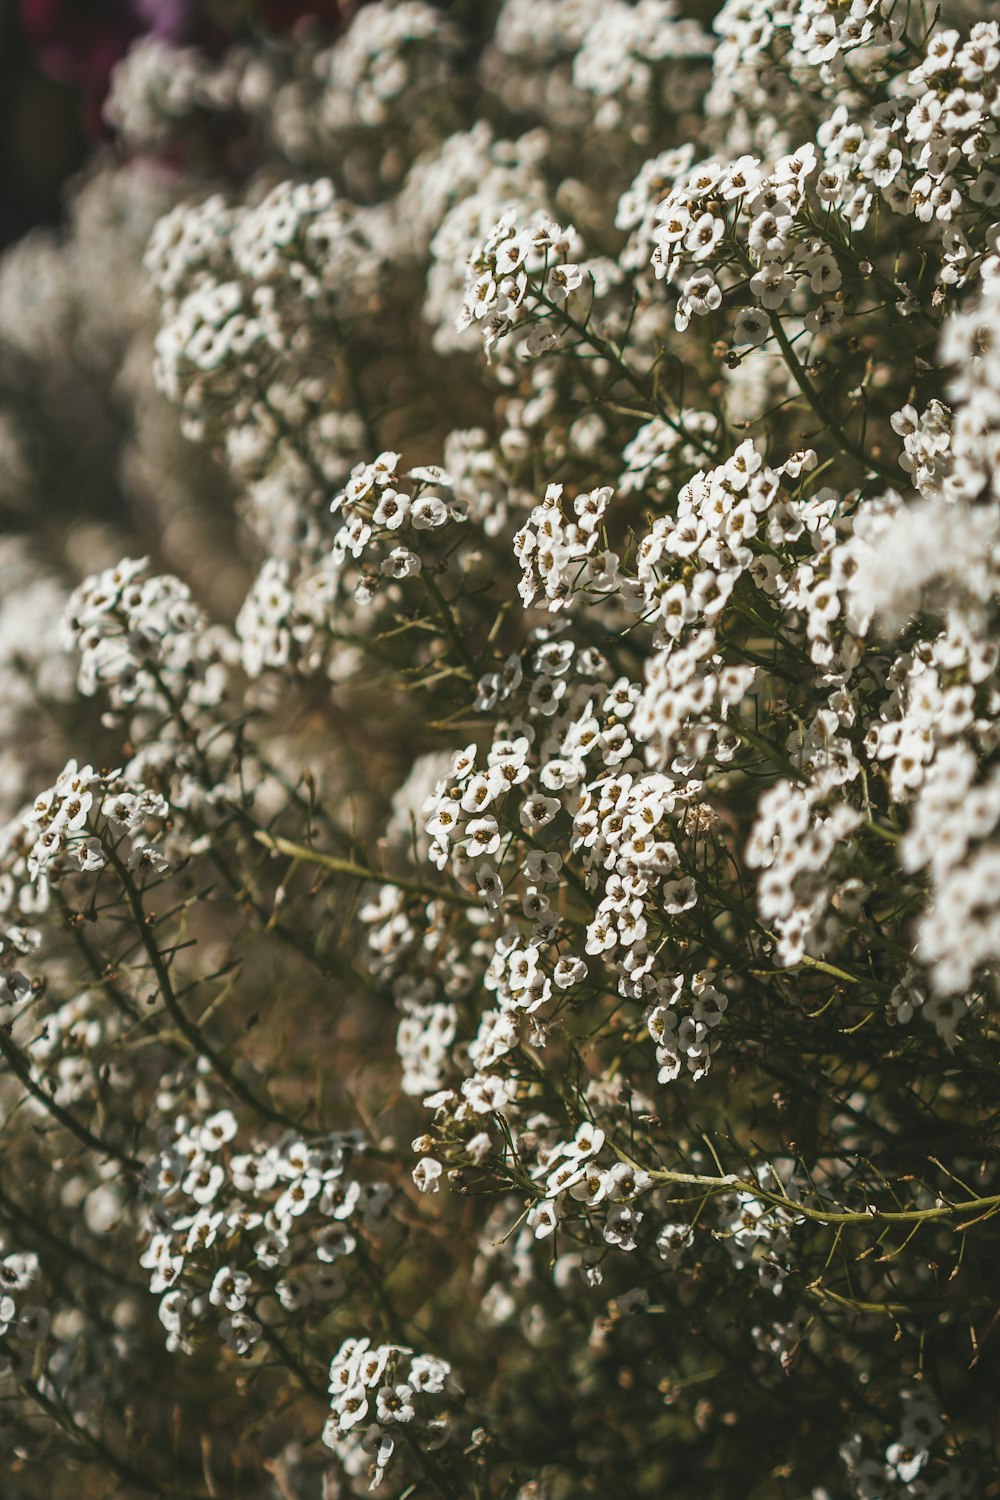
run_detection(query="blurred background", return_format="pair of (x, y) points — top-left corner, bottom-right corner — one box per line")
(1, 0), (89, 249)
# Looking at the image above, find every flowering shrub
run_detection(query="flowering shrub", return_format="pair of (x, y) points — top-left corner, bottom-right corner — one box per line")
(2, 2), (1000, 1496)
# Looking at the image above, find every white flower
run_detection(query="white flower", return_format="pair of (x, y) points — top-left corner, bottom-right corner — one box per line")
(733, 308), (769, 347)
(604, 1203), (642, 1251)
(546, 264), (584, 303)
(570, 1123), (605, 1158)
(461, 1074), (514, 1114)
(376, 1384), (416, 1423)
(553, 956), (587, 990)
(519, 793), (560, 832)
(524, 850), (563, 884)
(199, 1110), (238, 1151)
(336, 1383), (370, 1430)
(527, 1200), (559, 1239)
(219, 1311), (262, 1356)
(749, 260), (794, 310)
(128, 843), (170, 875)
(685, 212), (725, 260)
(604, 1161), (652, 1202)
(409, 1354), (450, 1393)
(209, 1267), (251, 1312)
(380, 546), (422, 579)
(372, 489), (410, 528)
(465, 817), (501, 857)
(360, 1424), (395, 1485)
(412, 1157), (443, 1193)
(410, 494), (449, 529)
(476, 863), (504, 909)
(747, 210), (793, 257)
(656, 1224), (693, 1267)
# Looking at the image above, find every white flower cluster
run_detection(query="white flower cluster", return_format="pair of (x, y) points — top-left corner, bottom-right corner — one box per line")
(841, 1386), (971, 1498)
(145, 1118), (386, 1356)
(457, 208), (584, 359)
(330, 449), (467, 602)
(147, 177), (384, 489)
(487, 0), (710, 145)
(648, 142), (847, 344)
(104, 36), (222, 149)
(23, 990), (127, 1113)
(317, 1), (457, 138)
(419, 127), (553, 355)
(746, 780), (864, 967)
(0, 1247), (46, 1381)
(646, 971), (729, 1084)
(323, 1336), (453, 1491)
(571, 0), (711, 130)
(718, 1166), (801, 1296)
(513, 481), (617, 610)
(65, 557), (230, 723)
(235, 555), (352, 681)
(3, 2), (1000, 1495)
(0, 760), (169, 910)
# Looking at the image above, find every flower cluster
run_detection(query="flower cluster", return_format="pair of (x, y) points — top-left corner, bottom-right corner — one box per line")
(65, 557), (229, 721)
(323, 1337), (454, 1490)
(457, 209), (584, 359)
(144, 1119), (387, 1357)
(0, 759), (169, 908)
(1, 3), (999, 1499)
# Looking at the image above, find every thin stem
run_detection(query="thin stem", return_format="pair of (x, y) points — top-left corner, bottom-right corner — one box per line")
(0, 1026), (143, 1172)
(0, 1182), (147, 1290)
(765, 310), (901, 486)
(18, 1372), (209, 1498)
(611, 1141), (1000, 1226)
(107, 842), (316, 1136)
(534, 287), (717, 460)
(57, 891), (142, 1022)
(422, 571), (476, 678)
(255, 831), (481, 910)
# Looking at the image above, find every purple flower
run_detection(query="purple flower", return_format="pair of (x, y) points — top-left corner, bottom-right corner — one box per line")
(130, 0), (195, 42)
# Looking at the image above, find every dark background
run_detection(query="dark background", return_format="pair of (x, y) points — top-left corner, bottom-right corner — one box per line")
(1, 0), (88, 249)
(0, 0), (498, 251)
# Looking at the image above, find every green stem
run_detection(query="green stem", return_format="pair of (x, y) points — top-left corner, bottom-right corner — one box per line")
(422, 571), (476, 678)
(765, 310), (901, 486)
(107, 842), (315, 1136)
(535, 289), (717, 460)
(611, 1141), (1000, 1226)
(255, 831), (481, 910)
(0, 1026), (143, 1171)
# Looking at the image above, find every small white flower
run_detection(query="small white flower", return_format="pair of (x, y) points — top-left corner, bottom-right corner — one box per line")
(524, 850), (563, 884)
(372, 489), (410, 529)
(553, 956), (587, 989)
(527, 1200), (559, 1239)
(604, 1203), (642, 1251)
(380, 546), (422, 579)
(519, 793), (560, 832)
(412, 1157), (443, 1193)
(336, 1383), (370, 1431)
(376, 1384), (416, 1424)
(410, 494), (449, 530)
(465, 817), (501, 857)
(732, 308), (769, 347)
(546, 264), (584, 303)
(219, 1311), (262, 1356)
(199, 1110), (238, 1151)
(209, 1267), (251, 1312)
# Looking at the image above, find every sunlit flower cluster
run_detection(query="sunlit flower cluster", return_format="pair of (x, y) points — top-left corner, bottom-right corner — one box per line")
(0, 3), (998, 1497)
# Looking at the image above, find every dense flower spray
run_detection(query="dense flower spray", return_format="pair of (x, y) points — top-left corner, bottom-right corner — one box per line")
(0, 3), (999, 1497)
